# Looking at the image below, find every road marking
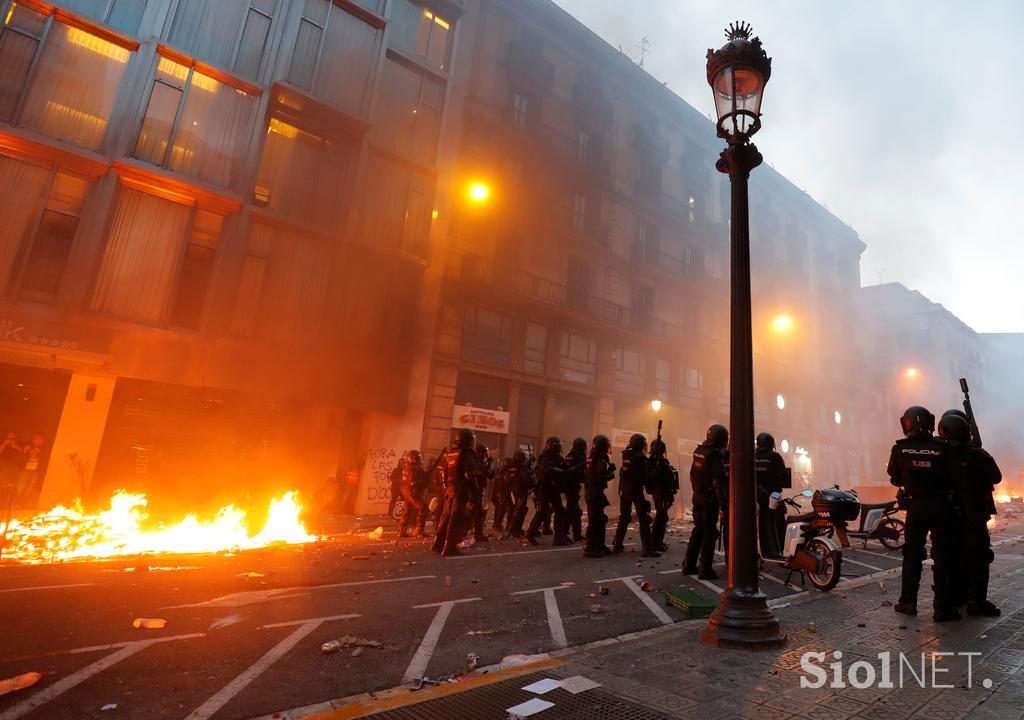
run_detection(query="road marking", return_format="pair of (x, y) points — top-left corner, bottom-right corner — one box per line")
(167, 575), (436, 609)
(512, 584), (574, 648)
(759, 572), (802, 592)
(404, 598), (482, 683)
(262, 613), (360, 629)
(842, 556), (884, 572)
(0, 633), (206, 664)
(594, 576), (673, 625)
(0, 635), (203, 720)
(0, 582), (94, 594)
(186, 615), (359, 720)
(849, 547), (900, 559)
(694, 577), (725, 595)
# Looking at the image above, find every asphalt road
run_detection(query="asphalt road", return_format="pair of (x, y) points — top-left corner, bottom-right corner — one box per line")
(1, 514), (1022, 720)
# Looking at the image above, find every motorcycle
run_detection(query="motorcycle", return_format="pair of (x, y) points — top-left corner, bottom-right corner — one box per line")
(811, 486), (904, 552)
(760, 489), (846, 591)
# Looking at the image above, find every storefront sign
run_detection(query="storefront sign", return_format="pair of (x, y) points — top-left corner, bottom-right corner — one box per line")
(452, 405), (510, 434)
(0, 314), (111, 356)
(610, 428), (645, 448)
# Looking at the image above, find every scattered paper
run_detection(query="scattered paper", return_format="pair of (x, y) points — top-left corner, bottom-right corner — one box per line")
(101, 704), (117, 711)
(522, 678), (561, 694)
(558, 675), (601, 694)
(506, 698), (555, 717)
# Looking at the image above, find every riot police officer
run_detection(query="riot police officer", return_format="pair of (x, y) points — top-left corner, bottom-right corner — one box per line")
(491, 457), (512, 532)
(612, 433), (657, 557)
(684, 424), (728, 579)
(648, 438), (678, 553)
(526, 437), (569, 545)
(431, 429), (477, 556)
(888, 406), (959, 621)
(583, 434), (615, 558)
(506, 449), (534, 538)
(938, 411), (1002, 617)
(755, 432), (787, 558)
(562, 437), (587, 543)
(397, 450), (429, 538)
(470, 444), (494, 542)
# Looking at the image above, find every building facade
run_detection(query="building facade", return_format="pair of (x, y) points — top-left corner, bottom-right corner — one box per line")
(420, 0), (877, 503)
(0, 0), (470, 512)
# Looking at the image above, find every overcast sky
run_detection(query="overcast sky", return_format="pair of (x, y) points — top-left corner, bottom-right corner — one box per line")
(553, 0), (1023, 334)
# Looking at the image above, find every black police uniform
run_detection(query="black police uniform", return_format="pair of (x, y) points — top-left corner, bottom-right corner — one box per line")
(562, 440), (587, 542)
(583, 444), (614, 557)
(887, 436), (956, 612)
(527, 449), (569, 545)
(949, 444), (1001, 610)
(684, 442), (728, 576)
(431, 444), (477, 556)
(612, 445), (654, 555)
(648, 452), (679, 552)
(755, 448), (787, 557)
(397, 458), (428, 537)
(470, 451), (494, 541)
(506, 454), (534, 537)
(490, 459), (512, 531)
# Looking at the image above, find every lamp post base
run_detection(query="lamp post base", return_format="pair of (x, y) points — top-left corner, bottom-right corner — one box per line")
(700, 589), (787, 649)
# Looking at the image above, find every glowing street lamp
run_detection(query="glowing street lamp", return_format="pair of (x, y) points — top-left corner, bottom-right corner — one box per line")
(776, 394), (785, 410)
(650, 399), (662, 414)
(701, 21), (783, 649)
(771, 314), (794, 333)
(904, 367), (919, 379)
(468, 181), (490, 203)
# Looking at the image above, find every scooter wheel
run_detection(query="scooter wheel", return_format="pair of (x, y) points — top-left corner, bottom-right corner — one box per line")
(879, 518), (905, 551)
(806, 538), (842, 591)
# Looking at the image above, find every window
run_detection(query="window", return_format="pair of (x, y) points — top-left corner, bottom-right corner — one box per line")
(362, 153), (433, 256)
(56, 0), (147, 35)
(167, 0), (277, 79)
(288, 0), (380, 114)
(4, 170), (90, 304)
(1, 6), (134, 149)
(655, 358), (670, 395)
(687, 195), (696, 223)
(389, 0), (451, 71)
(683, 367), (703, 391)
(577, 131), (589, 163)
(134, 55), (258, 186)
(524, 322), (547, 374)
(372, 55), (444, 164)
(229, 220), (330, 343)
(614, 348), (643, 375)
(637, 222), (653, 262)
(559, 331), (596, 384)
(512, 92), (528, 130)
(92, 188), (223, 325)
(462, 307), (512, 366)
(636, 286), (654, 318)
(572, 192), (586, 235)
(253, 116), (357, 229)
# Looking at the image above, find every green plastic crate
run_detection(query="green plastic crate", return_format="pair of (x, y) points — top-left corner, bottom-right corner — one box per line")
(665, 589), (717, 618)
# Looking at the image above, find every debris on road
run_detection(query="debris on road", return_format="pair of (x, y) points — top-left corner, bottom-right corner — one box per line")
(209, 614), (245, 630)
(0, 672), (44, 697)
(351, 555), (370, 560)
(444, 575), (452, 587)
(590, 604), (606, 615)
(132, 618), (167, 629)
(462, 653), (479, 675)
(807, 622), (817, 633)
(879, 580), (887, 593)
(351, 647), (364, 658)
(101, 703), (118, 711)
(466, 630), (497, 636)
(320, 636), (382, 654)
(238, 571), (266, 578)
(597, 586), (609, 595)
(639, 581), (653, 591)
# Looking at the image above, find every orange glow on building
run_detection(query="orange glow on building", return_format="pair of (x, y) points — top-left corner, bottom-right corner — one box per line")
(66, 27), (130, 63)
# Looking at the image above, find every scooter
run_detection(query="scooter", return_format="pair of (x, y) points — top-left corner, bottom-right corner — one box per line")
(759, 489), (845, 591)
(837, 489), (904, 551)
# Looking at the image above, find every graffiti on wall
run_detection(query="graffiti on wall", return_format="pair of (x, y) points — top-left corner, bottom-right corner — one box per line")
(364, 447), (398, 508)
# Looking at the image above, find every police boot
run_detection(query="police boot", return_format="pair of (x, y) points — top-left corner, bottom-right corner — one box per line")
(933, 607), (962, 622)
(697, 567), (719, 581)
(894, 600), (917, 616)
(682, 564), (698, 575)
(966, 600), (1001, 617)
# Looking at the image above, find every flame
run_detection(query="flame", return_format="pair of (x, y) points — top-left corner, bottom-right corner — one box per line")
(1, 490), (316, 564)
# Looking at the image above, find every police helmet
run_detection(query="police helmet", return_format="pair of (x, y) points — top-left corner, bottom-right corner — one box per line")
(627, 433), (648, 451)
(456, 427), (476, 448)
(476, 443), (489, 458)
(544, 436), (563, 453)
(650, 438), (667, 457)
(899, 406), (935, 437)
(406, 449), (423, 464)
(755, 432), (775, 451)
(706, 424), (729, 448)
(512, 449), (527, 464)
(937, 412), (970, 446)
(571, 437), (587, 454)
(591, 434), (611, 454)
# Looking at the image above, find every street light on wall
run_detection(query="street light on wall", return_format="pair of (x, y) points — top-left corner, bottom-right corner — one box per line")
(771, 314), (794, 333)
(650, 399), (662, 414)
(468, 181), (490, 203)
(701, 21), (785, 649)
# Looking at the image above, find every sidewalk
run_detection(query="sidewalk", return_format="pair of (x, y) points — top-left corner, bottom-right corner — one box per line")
(312, 535), (1024, 720)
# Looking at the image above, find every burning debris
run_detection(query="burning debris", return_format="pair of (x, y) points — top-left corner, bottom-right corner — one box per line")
(0, 490), (316, 563)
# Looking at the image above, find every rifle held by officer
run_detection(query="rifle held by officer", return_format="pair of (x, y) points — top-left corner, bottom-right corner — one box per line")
(959, 377), (983, 448)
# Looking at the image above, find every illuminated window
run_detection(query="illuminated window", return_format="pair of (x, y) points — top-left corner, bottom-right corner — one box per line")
(167, 0), (277, 79)
(572, 192), (586, 235)
(390, 0), (452, 71)
(512, 92), (528, 130)
(134, 55), (258, 186)
(0, 8), (134, 148)
(288, 0), (380, 114)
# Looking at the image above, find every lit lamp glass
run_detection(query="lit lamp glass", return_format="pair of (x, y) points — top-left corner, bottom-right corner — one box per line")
(776, 394), (785, 410)
(650, 399), (662, 413)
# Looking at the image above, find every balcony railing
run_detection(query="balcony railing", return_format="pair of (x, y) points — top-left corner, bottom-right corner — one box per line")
(505, 41), (555, 87)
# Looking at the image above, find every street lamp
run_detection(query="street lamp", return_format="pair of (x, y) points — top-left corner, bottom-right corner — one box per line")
(904, 367), (919, 379)
(650, 399), (662, 414)
(468, 181), (490, 203)
(701, 21), (785, 649)
(771, 314), (794, 333)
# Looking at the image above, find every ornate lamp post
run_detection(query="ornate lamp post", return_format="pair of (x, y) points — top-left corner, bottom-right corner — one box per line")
(700, 22), (785, 649)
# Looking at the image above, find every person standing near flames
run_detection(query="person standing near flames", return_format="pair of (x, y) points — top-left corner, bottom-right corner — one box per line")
(583, 434), (615, 557)
(647, 438), (678, 553)
(468, 443), (493, 542)
(561, 437), (587, 543)
(490, 457), (512, 532)
(397, 450), (429, 539)
(431, 429), (477, 556)
(525, 437), (570, 546)
(888, 406), (959, 621)
(938, 410), (1002, 617)
(506, 449), (534, 538)
(684, 424), (729, 579)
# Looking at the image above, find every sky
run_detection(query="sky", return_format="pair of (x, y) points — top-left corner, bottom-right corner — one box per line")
(552, 0), (1023, 334)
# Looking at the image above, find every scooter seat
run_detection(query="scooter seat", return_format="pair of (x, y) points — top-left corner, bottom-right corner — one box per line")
(859, 501), (894, 512)
(786, 511), (818, 524)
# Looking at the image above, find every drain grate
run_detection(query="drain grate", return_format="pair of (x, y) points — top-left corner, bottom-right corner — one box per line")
(366, 672), (671, 720)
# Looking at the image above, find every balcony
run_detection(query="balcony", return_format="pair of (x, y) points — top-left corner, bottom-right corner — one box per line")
(573, 81), (614, 128)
